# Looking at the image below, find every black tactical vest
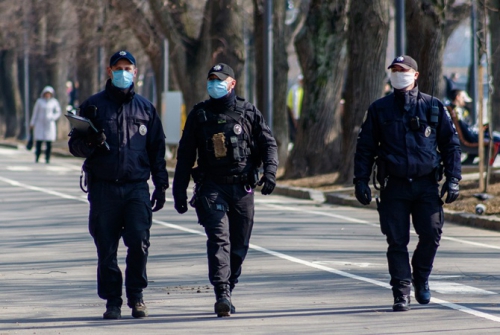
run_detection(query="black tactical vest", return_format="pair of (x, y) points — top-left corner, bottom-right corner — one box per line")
(196, 97), (254, 168)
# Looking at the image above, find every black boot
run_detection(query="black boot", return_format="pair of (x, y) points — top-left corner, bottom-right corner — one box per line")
(392, 295), (411, 312)
(214, 284), (231, 317)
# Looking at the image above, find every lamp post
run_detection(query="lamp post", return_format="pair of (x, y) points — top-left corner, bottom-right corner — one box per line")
(395, 0), (405, 56)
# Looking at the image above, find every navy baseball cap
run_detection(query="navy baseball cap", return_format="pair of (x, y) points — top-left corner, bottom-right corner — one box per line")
(388, 55), (418, 71)
(207, 63), (235, 80)
(109, 50), (136, 67)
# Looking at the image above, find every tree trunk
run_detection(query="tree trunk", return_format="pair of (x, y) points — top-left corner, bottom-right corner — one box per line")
(75, 1), (100, 105)
(148, 0), (245, 113)
(488, 0), (500, 131)
(336, 0), (390, 185)
(284, 0), (349, 178)
(273, 0), (291, 169)
(111, 0), (163, 112)
(0, 50), (24, 138)
(406, 0), (470, 98)
(253, 0), (264, 112)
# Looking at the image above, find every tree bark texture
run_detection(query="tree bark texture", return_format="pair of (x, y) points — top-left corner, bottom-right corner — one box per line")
(337, 0), (390, 185)
(148, 0), (245, 113)
(488, 0), (500, 131)
(273, 0), (291, 169)
(284, 0), (349, 178)
(112, 0), (164, 112)
(75, 1), (100, 107)
(0, 50), (23, 138)
(406, 0), (470, 98)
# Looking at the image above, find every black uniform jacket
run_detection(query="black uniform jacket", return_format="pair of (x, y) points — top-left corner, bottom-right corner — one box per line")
(354, 86), (461, 183)
(173, 92), (278, 197)
(68, 80), (169, 188)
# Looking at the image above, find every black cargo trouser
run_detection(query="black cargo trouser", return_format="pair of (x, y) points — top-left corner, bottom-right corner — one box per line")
(195, 180), (254, 290)
(377, 175), (444, 298)
(88, 180), (152, 306)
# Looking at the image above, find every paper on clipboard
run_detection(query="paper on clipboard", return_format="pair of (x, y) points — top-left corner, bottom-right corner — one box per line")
(65, 114), (98, 133)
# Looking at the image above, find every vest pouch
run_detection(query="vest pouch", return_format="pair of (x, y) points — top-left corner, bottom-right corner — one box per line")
(212, 133), (227, 158)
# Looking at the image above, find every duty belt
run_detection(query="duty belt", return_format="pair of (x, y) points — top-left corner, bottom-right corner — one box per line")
(208, 173), (249, 184)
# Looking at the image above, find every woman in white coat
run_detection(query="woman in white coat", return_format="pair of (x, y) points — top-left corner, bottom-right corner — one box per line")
(30, 86), (61, 163)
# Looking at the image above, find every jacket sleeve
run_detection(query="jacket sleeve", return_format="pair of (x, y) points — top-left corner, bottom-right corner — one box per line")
(147, 105), (169, 189)
(252, 106), (278, 177)
(52, 100), (62, 121)
(354, 104), (379, 183)
(68, 101), (95, 158)
(30, 100), (40, 127)
(437, 102), (462, 180)
(172, 109), (198, 198)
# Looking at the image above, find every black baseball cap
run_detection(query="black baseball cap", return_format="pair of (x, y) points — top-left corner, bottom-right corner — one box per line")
(109, 50), (136, 67)
(388, 55), (418, 71)
(207, 63), (235, 80)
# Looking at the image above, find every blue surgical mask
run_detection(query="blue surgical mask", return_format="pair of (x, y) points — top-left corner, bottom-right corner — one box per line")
(207, 80), (229, 99)
(112, 70), (134, 89)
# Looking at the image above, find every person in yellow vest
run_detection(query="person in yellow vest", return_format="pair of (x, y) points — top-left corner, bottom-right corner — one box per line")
(286, 74), (304, 144)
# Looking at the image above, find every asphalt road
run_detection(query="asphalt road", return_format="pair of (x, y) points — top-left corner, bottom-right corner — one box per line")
(1, 147), (500, 335)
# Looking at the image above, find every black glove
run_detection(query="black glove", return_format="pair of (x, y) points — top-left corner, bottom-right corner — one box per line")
(257, 173), (276, 195)
(174, 195), (187, 214)
(86, 129), (106, 148)
(440, 177), (459, 203)
(355, 180), (372, 205)
(151, 186), (167, 212)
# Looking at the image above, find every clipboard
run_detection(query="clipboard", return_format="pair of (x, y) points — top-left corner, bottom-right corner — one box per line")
(65, 113), (99, 133)
(66, 114), (110, 150)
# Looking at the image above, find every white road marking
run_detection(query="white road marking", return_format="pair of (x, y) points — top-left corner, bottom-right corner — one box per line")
(2, 174), (500, 323)
(313, 261), (380, 268)
(0, 148), (21, 155)
(265, 203), (500, 250)
(431, 282), (497, 295)
(6, 166), (33, 171)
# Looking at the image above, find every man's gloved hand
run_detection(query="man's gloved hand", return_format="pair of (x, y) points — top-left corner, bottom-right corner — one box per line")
(257, 173), (276, 195)
(151, 185), (167, 212)
(355, 180), (372, 205)
(86, 129), (106, 148)
(173, 193), (188, 214)
(440, 177), (460, 203)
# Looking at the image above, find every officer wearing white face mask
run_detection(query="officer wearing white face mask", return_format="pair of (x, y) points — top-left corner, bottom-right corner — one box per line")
(353, 55), (461, 312)
(69, 50), (169, 320)
(173, 63), (278, 317)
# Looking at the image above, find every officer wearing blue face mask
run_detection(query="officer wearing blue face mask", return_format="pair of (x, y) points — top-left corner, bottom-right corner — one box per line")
(173, 63), (278, 317)
(354, 55), (461, 312)
(68, 50), (169, 320)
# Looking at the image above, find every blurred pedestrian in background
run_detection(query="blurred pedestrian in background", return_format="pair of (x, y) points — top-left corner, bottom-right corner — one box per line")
(30, 86), (61, 163)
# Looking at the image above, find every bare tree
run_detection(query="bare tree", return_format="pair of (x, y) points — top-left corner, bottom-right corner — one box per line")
(337, 0), (390, 185)
(253, 0), (291, 167)
(146, 0), (245, 112)
(406, 0), (470, 98)
(284, 0), (350, 178)
(0, 1), (24, 138)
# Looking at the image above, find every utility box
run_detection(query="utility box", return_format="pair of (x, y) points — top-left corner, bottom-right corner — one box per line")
(162, 91), (183, 145)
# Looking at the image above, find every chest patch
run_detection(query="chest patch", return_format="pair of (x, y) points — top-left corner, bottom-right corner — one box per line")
(139, 125), (147, 136)
(424, 126), (432, 137)
(233, 124), (242, 135)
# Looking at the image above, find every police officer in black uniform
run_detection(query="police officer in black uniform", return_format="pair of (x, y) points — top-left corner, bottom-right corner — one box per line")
(354, 55), (461, 312)
(172, 63), (278, 317)
(68, 50), (169, 319)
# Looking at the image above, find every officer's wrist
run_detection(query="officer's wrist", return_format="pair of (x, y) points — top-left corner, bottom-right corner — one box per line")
(156, 184), (169, 192)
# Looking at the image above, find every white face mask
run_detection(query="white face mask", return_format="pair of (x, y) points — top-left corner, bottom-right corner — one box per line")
(390, 71), (415, 90)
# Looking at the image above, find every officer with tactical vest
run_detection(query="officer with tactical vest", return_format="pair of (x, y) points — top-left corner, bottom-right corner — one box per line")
(173, 63), (278, 317)
(354, 55), (461, 312)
